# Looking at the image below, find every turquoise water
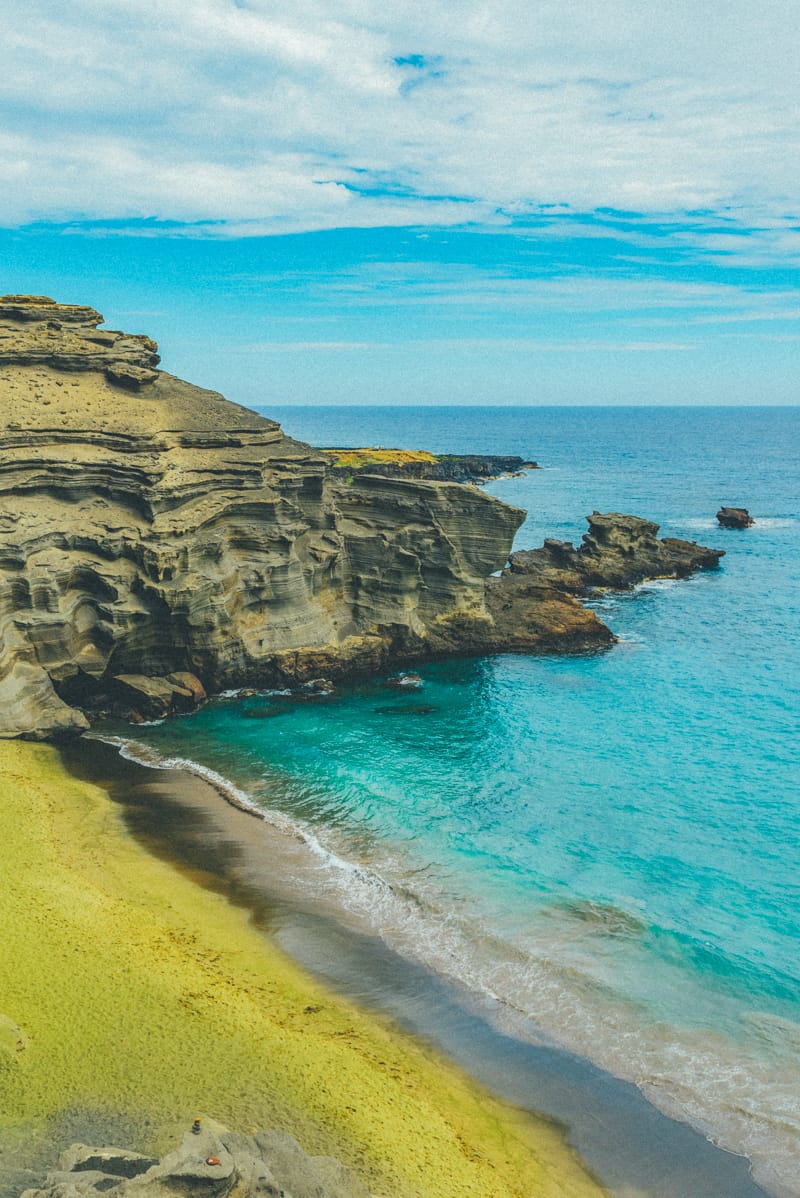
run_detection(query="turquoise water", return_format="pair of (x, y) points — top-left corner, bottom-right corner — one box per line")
(111, 407), (800, 1196)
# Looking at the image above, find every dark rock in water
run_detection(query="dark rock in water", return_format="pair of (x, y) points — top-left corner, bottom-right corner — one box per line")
(507, 511), (724, 594)
(717, 506), (754, 529)
(21, 1120), (372, 1198)
(241, 705), (291, 719)
(374, 703), (436, 716)
(484, 574), (616, 654)
(383, 672), (423, 689)
(301, 677), (335, 694)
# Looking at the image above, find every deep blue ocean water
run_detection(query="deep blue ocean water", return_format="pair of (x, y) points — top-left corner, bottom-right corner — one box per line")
(112, 407), (799, 1195)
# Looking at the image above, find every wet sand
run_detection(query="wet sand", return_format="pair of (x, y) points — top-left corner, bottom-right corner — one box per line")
(58, 736), (774, 1198)
(0, 739), (608, 1198)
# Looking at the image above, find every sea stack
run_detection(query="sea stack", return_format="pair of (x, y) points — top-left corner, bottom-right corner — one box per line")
(716, 506), (754, 528)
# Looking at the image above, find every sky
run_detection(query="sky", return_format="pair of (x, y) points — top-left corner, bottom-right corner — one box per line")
(1, 0), (799, 406)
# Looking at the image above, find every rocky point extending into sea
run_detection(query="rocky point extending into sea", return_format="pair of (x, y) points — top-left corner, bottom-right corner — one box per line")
(0, 295), (723, 739)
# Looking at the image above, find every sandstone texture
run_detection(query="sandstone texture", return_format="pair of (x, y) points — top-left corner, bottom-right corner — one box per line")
(507, 511), (725, 593)
(0, 296), (614, 739)
(21, 1120), (372, 1198)
(0, 296), (160, 389)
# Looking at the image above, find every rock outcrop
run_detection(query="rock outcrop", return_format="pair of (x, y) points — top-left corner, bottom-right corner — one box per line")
(0, 296), (611, 739)
(507, 511), (724, 594)
(21, 1119), (372, 1198)
(716, 506), (754, 529)
(0, 295), (160, 389)
(322, 448), (537, 484)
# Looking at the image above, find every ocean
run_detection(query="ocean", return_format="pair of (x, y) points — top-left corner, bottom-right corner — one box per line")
(101, 406), (800, 1197)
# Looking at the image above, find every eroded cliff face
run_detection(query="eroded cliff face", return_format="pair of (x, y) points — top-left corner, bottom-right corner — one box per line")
(1, 296), (603, 739)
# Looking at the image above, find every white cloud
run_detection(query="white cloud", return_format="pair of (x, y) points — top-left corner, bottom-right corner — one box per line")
(1, 0), (799, 235)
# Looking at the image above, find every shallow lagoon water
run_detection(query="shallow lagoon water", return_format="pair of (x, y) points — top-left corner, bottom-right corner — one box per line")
(118, 406), (800, 1196)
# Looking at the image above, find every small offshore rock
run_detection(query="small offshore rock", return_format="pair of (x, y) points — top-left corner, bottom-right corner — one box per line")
(302, 677), (335, 694)
(384, 672), (423, 689)
(716, 506), (754, 529)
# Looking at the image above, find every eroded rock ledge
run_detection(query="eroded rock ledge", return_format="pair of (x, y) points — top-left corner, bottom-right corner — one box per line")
(0, 297), (722, 739)
(0, 295), (160, 390)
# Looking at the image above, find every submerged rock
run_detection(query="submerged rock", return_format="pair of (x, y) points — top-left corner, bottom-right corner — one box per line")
(374, 703), (436, 716)
(21, 1119), (372, 1198)
(383, 672), (423, 689)
(716, 506), (754, 529)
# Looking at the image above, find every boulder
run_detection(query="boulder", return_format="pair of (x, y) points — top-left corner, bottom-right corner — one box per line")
(166, 671), (207, 705)
(111, 674), (196, 719)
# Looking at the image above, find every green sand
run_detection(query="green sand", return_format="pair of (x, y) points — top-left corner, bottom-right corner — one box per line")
(0, 740), (607, 1198)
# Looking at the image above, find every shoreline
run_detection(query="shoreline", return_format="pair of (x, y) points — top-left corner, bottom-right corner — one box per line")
(58, 735), (774, 1198)
(0, 738), (609, 1198)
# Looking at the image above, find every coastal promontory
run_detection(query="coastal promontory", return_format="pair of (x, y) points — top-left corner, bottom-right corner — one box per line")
(0, 296), (610, 739)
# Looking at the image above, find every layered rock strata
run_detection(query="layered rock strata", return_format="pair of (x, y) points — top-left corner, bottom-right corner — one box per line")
(21, 1120), (372, 1198)
(0, 296), (610, 739)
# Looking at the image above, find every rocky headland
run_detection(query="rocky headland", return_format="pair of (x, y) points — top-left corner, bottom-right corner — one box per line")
(0, 296), (723, 738)
(320, 447), (537, 483)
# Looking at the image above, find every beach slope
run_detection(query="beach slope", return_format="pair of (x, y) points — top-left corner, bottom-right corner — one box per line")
(0, 740), (606, 1198)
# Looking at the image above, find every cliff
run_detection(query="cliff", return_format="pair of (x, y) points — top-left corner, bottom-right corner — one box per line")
(0, 296), (610, 739)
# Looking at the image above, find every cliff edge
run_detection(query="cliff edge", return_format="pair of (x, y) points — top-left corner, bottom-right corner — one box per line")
(0, 296), (612, 738)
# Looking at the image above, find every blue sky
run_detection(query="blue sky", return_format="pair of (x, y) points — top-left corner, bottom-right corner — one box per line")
(2, 1), (799, 405)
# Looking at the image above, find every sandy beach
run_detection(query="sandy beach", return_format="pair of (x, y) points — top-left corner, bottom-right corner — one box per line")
(0, 738), (609, 1198)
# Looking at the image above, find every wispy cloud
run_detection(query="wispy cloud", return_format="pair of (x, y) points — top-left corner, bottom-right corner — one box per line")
(2, 1), (799, 240)
(240, 338), (695, 352)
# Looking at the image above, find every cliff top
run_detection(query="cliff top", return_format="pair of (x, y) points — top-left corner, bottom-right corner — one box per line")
(0, 295), (282, 440)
